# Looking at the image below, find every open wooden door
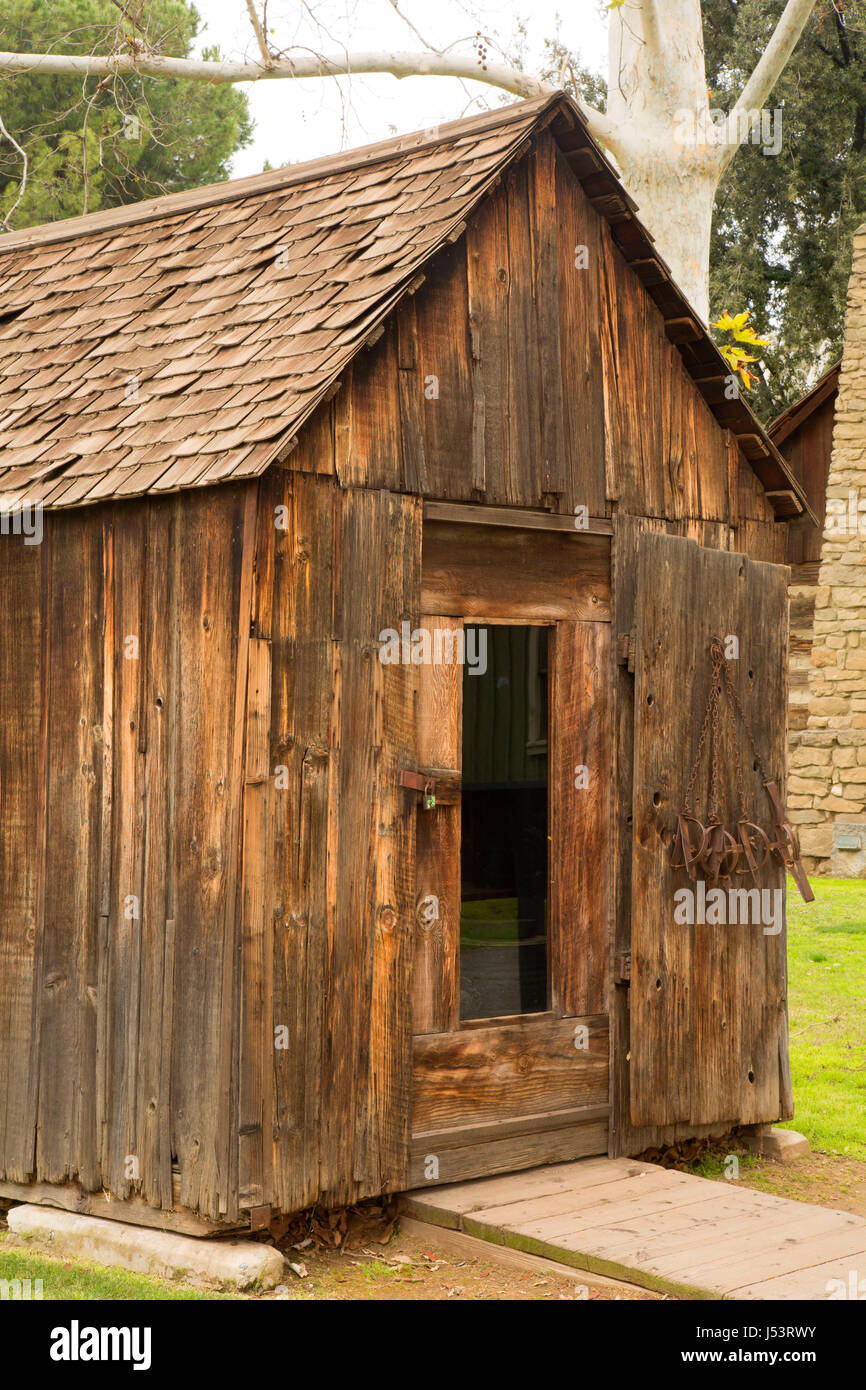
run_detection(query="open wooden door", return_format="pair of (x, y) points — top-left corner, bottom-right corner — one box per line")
(629, 532), (794, 1128)
(406, 520), (613, 1187)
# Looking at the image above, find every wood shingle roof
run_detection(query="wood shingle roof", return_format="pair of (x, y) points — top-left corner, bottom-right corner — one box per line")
(769, 362), (840, 448)
(0, 92), (813, 519)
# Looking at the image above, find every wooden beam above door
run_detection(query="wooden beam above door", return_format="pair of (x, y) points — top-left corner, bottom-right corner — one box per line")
(424, 500), (613, 535)
(421, 520), (611, 622)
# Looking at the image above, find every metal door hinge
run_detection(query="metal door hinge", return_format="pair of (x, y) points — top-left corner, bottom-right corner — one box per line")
(615, 952), (631, 985)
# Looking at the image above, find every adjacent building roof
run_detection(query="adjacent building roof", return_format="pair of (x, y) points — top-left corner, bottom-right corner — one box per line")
(769, 362), (840, 448)
(0, 91), (812, 518)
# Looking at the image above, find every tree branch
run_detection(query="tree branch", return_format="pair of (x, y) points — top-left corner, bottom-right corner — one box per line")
(717, 0), (818, 171)
(388, 0), (441, 56)
(813, 38), (845, 69)
(108, 0), (150, 40)
(0, 111), (28, 229)
(832, 3), (853, 67)
(0, 46), (551, 99)
(244, 1), (272, 68)
(0, 44), (623, 151)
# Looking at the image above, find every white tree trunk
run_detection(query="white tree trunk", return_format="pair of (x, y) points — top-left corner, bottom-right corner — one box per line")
(601, 0), (818, 322)
(611, 150), (718, 323)
(604, 0), (716, 321)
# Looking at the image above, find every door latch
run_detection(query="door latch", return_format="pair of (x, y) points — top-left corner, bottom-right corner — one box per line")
(399, 769), (436, 809)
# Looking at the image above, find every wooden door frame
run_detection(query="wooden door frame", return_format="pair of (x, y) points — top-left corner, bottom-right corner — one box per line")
(406, 515), (613, 1188)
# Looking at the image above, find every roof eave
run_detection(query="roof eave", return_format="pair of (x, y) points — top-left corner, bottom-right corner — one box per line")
(768, 362), (841, 450)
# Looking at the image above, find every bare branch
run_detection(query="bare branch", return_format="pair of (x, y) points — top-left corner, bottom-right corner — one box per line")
(717, 0), (818, 170)
(0, 111), (28, 229)
(78, 71), (109, 216)
(0, 46), (550, 98)
(388, 0), (441, 56)
(244, 0), (272, 68)
(108, 0), (150, 41)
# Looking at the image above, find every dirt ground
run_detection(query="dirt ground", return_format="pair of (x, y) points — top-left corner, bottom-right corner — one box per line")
(264, 1225), (660, 1301)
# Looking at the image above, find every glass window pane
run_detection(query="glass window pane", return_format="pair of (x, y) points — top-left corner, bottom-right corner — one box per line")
(460, 625), (549, 1020)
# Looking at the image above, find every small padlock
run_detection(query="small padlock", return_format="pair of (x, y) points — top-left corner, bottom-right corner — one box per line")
(423, 780), (436, 811)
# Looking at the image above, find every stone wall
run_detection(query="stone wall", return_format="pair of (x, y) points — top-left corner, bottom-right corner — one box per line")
(794, 224), (866, 875)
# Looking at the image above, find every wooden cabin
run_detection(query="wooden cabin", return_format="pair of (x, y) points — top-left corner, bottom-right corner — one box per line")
(0, 93), (817, 1231)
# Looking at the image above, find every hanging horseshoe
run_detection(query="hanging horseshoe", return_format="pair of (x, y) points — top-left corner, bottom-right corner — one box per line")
(699, 822), (741, 886)
(701, 821), (727, 884)
(735, 820), (772, 884)
(670, 642), (815, 905)
(671, 813), (707, 879)
(717, 828), (741, 887)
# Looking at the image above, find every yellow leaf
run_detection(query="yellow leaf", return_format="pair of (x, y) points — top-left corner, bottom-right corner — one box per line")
(734, 325), (770, 347)
(721, 345), (758, 366)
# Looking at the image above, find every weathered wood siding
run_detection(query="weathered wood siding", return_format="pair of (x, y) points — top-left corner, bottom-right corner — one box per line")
(254, 472), (422, 1211)
(0, 489), (251, 1217)
(292, 132), (777, 538)
(0, 537), (45, 1183)
(781, 391), (836, 568)
(0, 475), (420, 1219)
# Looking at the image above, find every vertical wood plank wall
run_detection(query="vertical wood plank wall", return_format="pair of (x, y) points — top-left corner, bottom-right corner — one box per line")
(781, 392), (836, 567)
(550, 620), (610, 1020)
(411, 617), (462, 1036)
(0, 492), (251, 1219)
(0, 538), (44, 1184)
(0, 476), (420, 1220)
(257, 470), (420, 1212)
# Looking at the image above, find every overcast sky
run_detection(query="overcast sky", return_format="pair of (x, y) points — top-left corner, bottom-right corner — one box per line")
(189, 0), (610, 176)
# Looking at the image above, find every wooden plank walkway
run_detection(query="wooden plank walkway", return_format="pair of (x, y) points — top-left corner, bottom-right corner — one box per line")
(401, 1157), (866, 1299)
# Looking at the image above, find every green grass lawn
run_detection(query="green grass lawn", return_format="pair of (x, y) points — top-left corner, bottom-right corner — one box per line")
(0, 1238), (233, 1299)
(783, 877), (866, 1157)
(460, 896), (522, 945)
